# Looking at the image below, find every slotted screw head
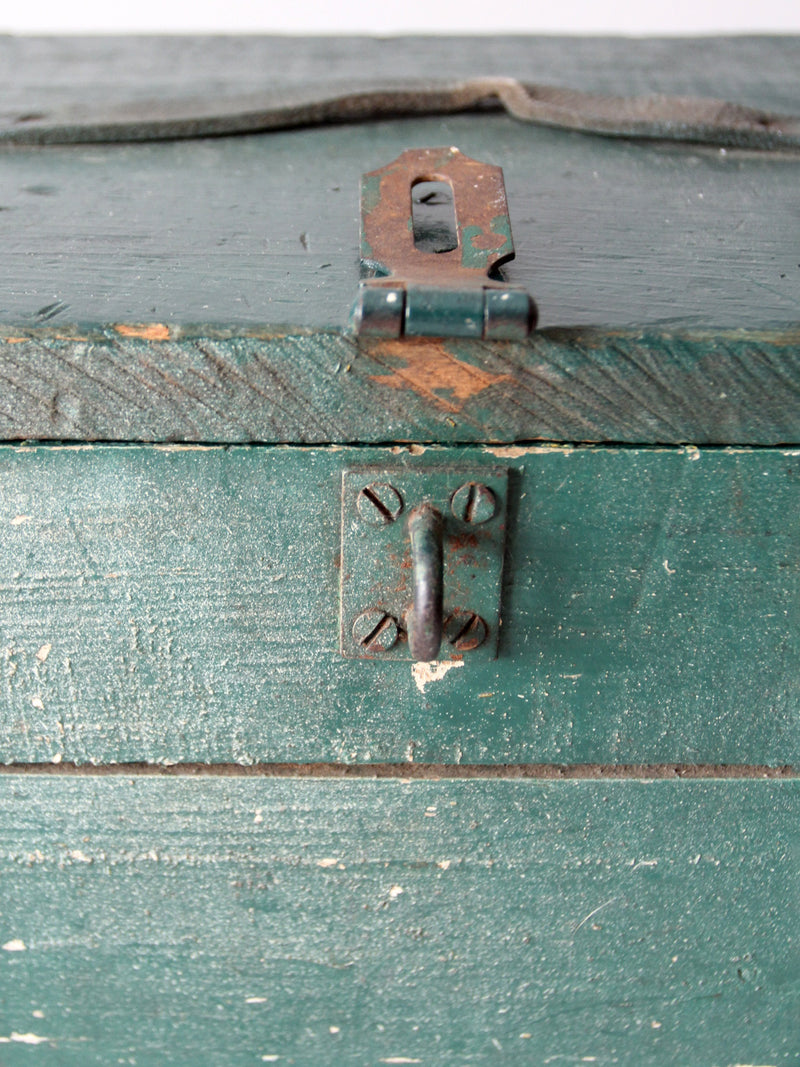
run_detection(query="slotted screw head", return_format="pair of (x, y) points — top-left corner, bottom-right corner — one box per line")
(353, 610), (399, 652)
(357, 482), (404, 525)
(444, 611), (487, 652)
(451, 482), (496, 525)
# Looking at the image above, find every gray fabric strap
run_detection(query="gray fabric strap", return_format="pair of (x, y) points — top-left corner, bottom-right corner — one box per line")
(2, 77), (798, 149)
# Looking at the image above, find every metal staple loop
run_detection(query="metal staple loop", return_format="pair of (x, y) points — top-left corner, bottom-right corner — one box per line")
(2, 77), (799, 149)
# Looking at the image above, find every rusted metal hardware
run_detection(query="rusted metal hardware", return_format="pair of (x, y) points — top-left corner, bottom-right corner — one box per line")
(7, 78), (798, 150)
(407, 504), (444, 662)
(351, 147), (537, 340)
(340, 467), (508, 662)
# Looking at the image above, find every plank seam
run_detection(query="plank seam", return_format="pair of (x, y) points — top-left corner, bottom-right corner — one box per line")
(0, 763), (793, 779)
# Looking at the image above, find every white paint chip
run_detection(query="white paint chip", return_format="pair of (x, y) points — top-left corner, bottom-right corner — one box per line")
(246, 997), (267, 1004)
(663, 559), (676, 575)
(389, 885), (404, 899)
(316, 858), (339, 868)
(31, 696), (44, 710)
(2, 939), (27, 952)
(10, 515), (31, 525)
(0, 1033), (49, 1045)
(379, 1060), (422, 1065)
(36, 644), (52, 662)
(253, 809), (263, 824)
(437, 860), (451, 870)
(412, 659), (463, 694)
(261, 1057), (281, 1063)
(329, 1026), (340, 1034)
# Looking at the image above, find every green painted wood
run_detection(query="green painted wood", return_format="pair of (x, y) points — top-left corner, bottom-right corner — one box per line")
(1, 113), (798, 333)
(0, 776), (796, 1064)
(2, 35), (798, 115)
(1, 326), (798, 445)
(0, 444), (796, 766)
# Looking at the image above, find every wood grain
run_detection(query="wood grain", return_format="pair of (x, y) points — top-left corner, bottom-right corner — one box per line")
(0, 327), (798, 444)
(0, 776), (796, 1065)
(0, 114), (798, 334)
(0, 444), (796, 767)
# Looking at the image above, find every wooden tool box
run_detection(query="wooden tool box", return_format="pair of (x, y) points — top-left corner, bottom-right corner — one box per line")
(0, 35), (797, 1065)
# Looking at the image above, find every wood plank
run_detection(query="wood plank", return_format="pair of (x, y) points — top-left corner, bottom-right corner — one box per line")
(1, 327), (798, 445)
(0, 444), (796, 766)
(1, 114), (798, 333)
(1, 35), (798, 114)
(0, 776), (796, 1064)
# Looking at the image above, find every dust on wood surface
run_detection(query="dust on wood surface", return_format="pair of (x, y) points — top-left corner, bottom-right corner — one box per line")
(0, 327), (798, 445)
(0, 444), (796, 767)
(0, 776), (796, 1065)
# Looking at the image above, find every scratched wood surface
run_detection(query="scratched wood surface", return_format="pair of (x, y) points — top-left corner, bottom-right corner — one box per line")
(1, 37), (797, 445)
(1, 114), (798, 335)
(0, 776), (796, 1066)
(0, 38), (798, 1064)
(0, 443), (796, 767)
(1, 327), (799, 445)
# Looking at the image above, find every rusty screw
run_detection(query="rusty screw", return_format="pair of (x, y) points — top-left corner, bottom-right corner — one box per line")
(444, 611), (487, 652)
(357, 482), (403, 525)
(451, 482), (496, 525)
(353, 610), (399, 653)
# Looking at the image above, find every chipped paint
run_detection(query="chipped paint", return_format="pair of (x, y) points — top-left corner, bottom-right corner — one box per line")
(484, 444), (573, 458)
(154, 444), (215, 452)
(114, 324), (171, 341)
(412, 659), (463, 694)
(10, 515), (31, 525)
(316, 858), (339, 868)
(36, 644), (52, 662)
(379, 1060), (422, 1065)
(369, 340), (510, 412)
(390, 444), (427, 456)
(0, 1033), (51, 1045)
(1, 939), (27, 952)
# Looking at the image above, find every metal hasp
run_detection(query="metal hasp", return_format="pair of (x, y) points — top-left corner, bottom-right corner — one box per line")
(351, 146), (537, 339)
(340, 467), (508, 662)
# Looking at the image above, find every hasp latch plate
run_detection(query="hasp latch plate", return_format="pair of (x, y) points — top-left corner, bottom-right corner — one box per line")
(340, 466), (508, 661)
(351, 146), (537, 340)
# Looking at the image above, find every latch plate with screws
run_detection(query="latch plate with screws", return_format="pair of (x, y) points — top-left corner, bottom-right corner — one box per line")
(340, 466), (508, 661)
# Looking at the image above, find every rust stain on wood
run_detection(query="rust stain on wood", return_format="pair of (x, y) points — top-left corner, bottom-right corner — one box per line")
(114, 324), (171, 341)
(367, 339), (510, 412)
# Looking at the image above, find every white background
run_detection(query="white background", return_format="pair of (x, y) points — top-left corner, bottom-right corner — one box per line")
(1, 0), (799, 35)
